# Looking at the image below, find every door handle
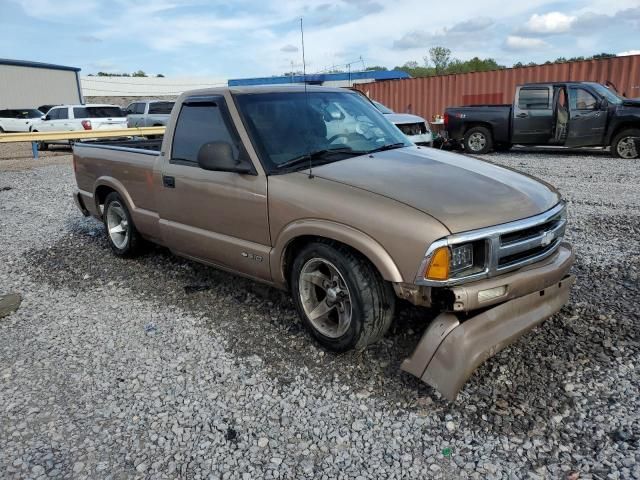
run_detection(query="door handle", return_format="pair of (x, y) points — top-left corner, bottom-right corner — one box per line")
(162, 175), (175, 188)
(516, 113), (528, 118)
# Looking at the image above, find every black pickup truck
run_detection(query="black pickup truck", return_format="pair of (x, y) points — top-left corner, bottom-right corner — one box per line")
(445, 81), (640, 158)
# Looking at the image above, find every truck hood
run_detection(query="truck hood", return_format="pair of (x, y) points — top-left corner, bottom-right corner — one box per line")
(384, 113), (428, 126)
(311, 147), (560, 233)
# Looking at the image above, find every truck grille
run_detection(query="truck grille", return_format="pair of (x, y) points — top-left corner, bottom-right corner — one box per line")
(496, 213), (566, 271)
(397, 122), (427, 136)
(416, 202), (568, 286)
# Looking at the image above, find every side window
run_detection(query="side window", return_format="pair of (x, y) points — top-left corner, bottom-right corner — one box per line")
(58, 108), (69, 120)
(48, 109), (59, 120)
(134, 103), (146, 114)
(569, 88), (598, 110)
(125, 103), (135, 114)
(518, 88), (550, 109)
(171, 99), (241, 166)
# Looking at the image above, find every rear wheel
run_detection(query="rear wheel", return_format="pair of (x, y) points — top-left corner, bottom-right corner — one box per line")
(291, 241), (395, 352)
(103, 192), (144, 257)
(463, 126), (493, 154)
(611, 128), (640, 159)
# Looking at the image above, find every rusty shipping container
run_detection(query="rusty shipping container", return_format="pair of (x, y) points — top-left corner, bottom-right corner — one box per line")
(355, 55), (640, 122)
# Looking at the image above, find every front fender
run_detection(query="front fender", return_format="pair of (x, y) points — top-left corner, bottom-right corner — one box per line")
(270, 219), (404, 288)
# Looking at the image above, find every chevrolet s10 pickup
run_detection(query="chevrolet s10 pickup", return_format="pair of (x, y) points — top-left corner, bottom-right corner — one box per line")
(72, 86), (575, 399)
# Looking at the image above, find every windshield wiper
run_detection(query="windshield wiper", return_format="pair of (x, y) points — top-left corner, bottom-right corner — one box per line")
(366, 142), (407, 154)
(276, 147), (362, 170)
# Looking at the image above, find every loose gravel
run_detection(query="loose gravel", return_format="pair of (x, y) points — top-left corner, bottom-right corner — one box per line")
(0, 145), (638, 479)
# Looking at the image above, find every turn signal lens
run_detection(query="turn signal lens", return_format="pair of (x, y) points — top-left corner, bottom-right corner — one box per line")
(425, 247), (450, 280)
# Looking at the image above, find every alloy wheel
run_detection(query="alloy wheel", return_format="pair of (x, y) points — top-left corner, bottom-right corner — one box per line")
(298, 258), (353, 338)
(106, 201), (130, 249)
(617, 137), (638, 159)
(468, 132), (487, 152)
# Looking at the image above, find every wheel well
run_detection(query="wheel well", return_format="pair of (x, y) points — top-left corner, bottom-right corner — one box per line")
(95, 185), (117, 207)
(282, 235), (372, 287)
(610, 123), (640, 143)
(463, 122), (493, 138)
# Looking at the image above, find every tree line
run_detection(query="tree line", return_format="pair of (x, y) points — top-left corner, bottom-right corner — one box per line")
(365, 47), (616, 78)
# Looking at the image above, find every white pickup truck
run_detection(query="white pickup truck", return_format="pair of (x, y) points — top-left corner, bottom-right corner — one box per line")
(125, 100), (175, 128)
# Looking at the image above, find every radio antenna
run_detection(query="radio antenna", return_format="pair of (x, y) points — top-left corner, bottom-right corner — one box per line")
(300, 17), (314, 179)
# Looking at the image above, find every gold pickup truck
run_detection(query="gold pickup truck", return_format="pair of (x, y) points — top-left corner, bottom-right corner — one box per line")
(72, 86), (574, 400)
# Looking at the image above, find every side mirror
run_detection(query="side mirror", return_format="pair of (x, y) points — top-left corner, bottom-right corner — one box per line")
(197, 141), (254, 174)
(41, 115), (47, 121)
(599, 98), (609, 110)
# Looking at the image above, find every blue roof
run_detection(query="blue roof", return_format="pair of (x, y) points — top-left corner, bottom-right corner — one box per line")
(229, 69), (410, 86)
(0, 58), (80, 72)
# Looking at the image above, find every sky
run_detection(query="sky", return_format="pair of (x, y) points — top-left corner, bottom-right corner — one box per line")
(1, 0), (639, 79)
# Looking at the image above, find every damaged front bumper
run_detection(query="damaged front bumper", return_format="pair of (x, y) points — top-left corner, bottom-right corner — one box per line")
(402, 243), (575, 400)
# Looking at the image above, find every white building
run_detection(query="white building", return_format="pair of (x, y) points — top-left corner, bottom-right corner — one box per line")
(81, 76), (228, 97)
(0, 58), (83, 109)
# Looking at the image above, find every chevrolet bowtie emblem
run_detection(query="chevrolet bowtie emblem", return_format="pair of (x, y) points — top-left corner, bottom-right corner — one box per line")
(541, 231), (555, 246)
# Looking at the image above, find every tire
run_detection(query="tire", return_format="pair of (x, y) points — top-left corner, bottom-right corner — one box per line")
(494, 143), (512, 152)
(103, 192), (144, 257)
(611, 128), (640, 159)
(463, 126), (493, 154)
(0, 126), (4, 133)
(291, 241), (396, 352)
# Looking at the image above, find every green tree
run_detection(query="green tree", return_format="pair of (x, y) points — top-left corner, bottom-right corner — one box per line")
(132, 70), (147, 77)
(428, 46), (451, 75)
(365, 66), (388, 71)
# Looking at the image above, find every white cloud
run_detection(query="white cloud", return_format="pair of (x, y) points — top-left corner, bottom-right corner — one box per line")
(523, 12), (576, 34)
(393, 17), (494, 50)
(281, 44), (299, 53)
(504, 35), (550, 51)
(618, 49), (640, 56)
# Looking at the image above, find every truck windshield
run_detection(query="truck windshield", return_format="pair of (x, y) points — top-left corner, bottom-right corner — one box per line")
(235, 91), (410, 171)
(588, 83), (624, 105)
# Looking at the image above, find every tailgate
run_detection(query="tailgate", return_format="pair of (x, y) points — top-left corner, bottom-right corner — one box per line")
(94, 118), (128, 129)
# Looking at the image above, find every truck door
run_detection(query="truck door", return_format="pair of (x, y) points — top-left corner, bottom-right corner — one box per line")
(564, 86), (607, 147)
(511, 86), (554, 145)
(158, 94), (272, 282)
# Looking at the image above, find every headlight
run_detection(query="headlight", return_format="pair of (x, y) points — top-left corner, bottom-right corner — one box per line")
(450, 243), (473, 274)
(424, 241), (487, 281)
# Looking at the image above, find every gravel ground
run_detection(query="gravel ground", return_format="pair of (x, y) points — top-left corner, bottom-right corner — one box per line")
(0, 144), (638, 479)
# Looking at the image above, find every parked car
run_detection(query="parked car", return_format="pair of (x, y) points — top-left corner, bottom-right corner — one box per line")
(0, 108), (44, 132)
(372, 100), (433, 146)
(445, 81), (640, 158)
(72, 85), (574, 400)
(37, 104), (59, 114)
(30, 104), (127, 150)
(125, 100), (175, 127)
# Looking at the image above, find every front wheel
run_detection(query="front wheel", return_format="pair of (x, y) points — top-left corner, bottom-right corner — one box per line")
(463, 126), (493, 154)
(103, 192), (144, 257)
(611, 128), (640, 159)
(291, 241), (395, 352)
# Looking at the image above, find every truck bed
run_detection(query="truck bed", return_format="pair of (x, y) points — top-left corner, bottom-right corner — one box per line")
(76, 137), (163, 153)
